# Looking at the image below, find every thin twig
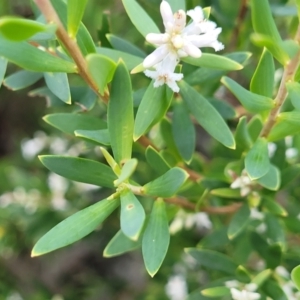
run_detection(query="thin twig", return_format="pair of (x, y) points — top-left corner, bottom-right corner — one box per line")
(34, 0), (109, 104)
(260, 26), (300, 137)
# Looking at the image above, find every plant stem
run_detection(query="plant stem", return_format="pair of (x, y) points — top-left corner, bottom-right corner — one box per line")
(260, 26), (300, 138)
(34, 0), (109, 104)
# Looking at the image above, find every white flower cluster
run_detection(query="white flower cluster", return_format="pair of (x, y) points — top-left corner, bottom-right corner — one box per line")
(226, 281), (260, 300)
(230, 169), (253, 197)
(143, 0), (224, 92)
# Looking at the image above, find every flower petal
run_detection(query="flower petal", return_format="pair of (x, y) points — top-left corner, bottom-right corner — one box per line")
(160, 0), (174, 31)
(146, 33), (169, 45)
(143, 45), (169, 68)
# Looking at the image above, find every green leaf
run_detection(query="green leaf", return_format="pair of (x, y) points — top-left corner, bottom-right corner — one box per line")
(236, 265), (251, 283)
(210, 98), (237, 120)
(201, 287), (230, 297)
(286, 81), (300, 110)
(108, 61), (134, 164)
(43, 113), (106, 135)
(51, 0), (96, 55)
(263, 197), (287, 217)
(39, 155), (117, 188)
(185, 52), (251, 86)
(182, 54), (243, 71)
(103, 230), (141, 258)
(179, 80), (235, 149)
(120, 189), (145, 241)
(106, 34), (145, 58)
(0, 36), (76, 73)
(0, 56), (7, 88)
(292, 265), (300, 291)
(3, 70), (42, 91)
(228, 204), (250, 240)
(75, 129), (110, 146)
(67, 0), (88, 38)
(245, 137), (270, 180)
(185, 248), (237, 274)
(32, 198), (120, 256)
(44, 72), (71, 104)
(172, 100), (196, 163)
(86, 53), (116, 95)
(250, 48), (274, 98)
(134, 84), (172, 140)
(262, 279), (288, 300)
(143, 167), (189, 197)
(251, 33), (289, 65)
(265, 213), (285, 247)
(100, 147), (121, 176)
(221, 76), (274, 112)
(235, 116), (253, 151)
(210, 188), (241, 199)
(0, 17), (47, 41)
(114, 159), (138, 186)
(97, 47), (143, 70)
(248, 115), (263, 142)
(256, 164), (280, 191)
(281, 164), (300, 188)
(145, 146), (171, 176)
(268, 111), (300, 141)
(251, 0), (282, 43)
(142, 199), (170, 277)
(122, 0), (160, 37)
(252, 269), (272, 287)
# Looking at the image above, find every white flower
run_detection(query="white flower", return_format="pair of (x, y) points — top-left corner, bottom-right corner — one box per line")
(230, 288), (261, 300)
(165, 275), (188, 300)
(143, 1), (224, 92)
(230, 170), (253, 197)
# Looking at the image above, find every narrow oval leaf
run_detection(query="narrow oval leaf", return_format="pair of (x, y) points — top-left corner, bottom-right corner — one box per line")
(103, 230), (141, 258)
(265, 213), (285, 247)
(44, 72), (71, 104)
(4, 70), (42, 91)
(39, 155), (117, 188)
(182, 53), (243, 70)
(228, 204), (251, 240)
(221, 76), (274, 112)
(134, 84), (172, 140)
(185, 248), (238, 274)
(97, 47), (143, 70)
(100, 147), (121, 176)
(256, 164), (280, 191)
(250, 33), (289, 65)
(263, 279), (288, 300)
(75, 129), (110, 146)
(32, 198), (120, 256)
(201, 287), (231, 297)
(286, 81), (300, 110)
(114, 159), (138, 186)
(106, 34), (146, 58)
(235, 116), (253, 152)
(0, 56), (7, 88)
(120, 189), (145, 241)
(245, 137), (270, 180)
(0, 36), (76, 73)
(143, 167), (189, 198)
(86, 53), (116, 95)
(142, 199), (170, 277)
(0, 17), (47, 41)
(292, 265), (300, 291)
(172, 100), (196, 163)
(250, 48), (274, 97)
(262, 197), (287, 217)
(145, 146), (171, 176)
(251, 0), (282, 43)
(51, 0), (96, 55)
(122, 0), (160, 37)
(179, 80), (235, 149)
(108, 60), (134, 164)
(252, 269), (272, 287)
(67, 0), (88, 38)
(43, 113), (106, 135)
(210, 188), (242, 199)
